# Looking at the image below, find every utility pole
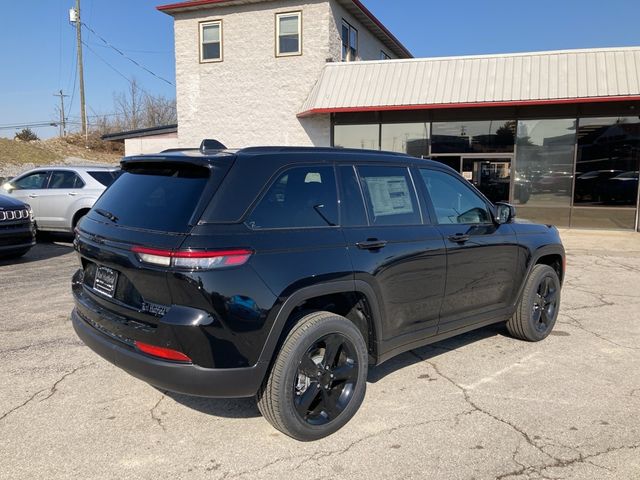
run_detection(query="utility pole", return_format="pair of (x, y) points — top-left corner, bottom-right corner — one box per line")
(73, 0), (87, 139)
(53, 90), (69, 137)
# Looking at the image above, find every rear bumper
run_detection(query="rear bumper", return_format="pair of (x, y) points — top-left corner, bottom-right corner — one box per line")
(72, 309), (266, 398)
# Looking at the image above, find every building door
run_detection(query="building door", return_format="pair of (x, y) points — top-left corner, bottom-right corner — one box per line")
(461, 157), (513, 204)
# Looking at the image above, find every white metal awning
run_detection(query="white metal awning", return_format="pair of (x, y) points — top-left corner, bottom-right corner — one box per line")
(299, 47), (640, 116)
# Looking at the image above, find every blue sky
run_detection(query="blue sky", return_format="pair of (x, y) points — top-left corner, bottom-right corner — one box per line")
(1, 0), (638, 139)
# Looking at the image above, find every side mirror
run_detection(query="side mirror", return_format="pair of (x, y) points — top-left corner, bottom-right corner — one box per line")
(495, 202), (516, 224)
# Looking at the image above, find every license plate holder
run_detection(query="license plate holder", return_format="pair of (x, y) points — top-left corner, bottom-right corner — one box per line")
(94, 266), (119, 297)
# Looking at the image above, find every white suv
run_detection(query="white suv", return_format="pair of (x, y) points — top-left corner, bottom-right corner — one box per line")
(2, 166), (121, 232)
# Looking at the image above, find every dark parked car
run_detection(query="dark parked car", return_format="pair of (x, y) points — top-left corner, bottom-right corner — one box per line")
(71, 145), (565, 441)
(0, 194), (36, 259)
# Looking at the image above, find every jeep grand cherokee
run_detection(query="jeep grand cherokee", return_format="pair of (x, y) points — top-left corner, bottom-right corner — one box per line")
(71, 145), (564, 441)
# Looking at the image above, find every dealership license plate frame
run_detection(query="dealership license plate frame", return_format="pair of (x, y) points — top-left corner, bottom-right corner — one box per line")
(94, 266), (119, 298)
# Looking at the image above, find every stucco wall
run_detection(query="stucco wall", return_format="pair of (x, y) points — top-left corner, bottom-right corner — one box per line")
(328, 1), (399, 61)
(174, 0), (333, 148)
(124, 132), (179, 156)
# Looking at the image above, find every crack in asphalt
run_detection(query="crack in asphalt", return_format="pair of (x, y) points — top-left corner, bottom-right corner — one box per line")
(562, 312), (640, 351)
(409, 350), (554, 462)
(0, 363), (94, 422)
(150, 393), (167, 431)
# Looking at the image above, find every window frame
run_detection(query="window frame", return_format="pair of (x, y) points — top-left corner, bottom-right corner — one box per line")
(275, 11), (302, 57)
(417, 167), (495, 226)
(244, 163), (340, 231)
(199, 20), (223, 63)
(341, 20), (358, 62)
(47, 170), (85, 189)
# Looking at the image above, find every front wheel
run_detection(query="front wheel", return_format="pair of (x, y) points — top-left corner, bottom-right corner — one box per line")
(507, 264), (561, 341)
(257, 311), (368, 441)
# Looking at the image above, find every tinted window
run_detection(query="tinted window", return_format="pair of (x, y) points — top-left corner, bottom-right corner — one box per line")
(420, 169), (491, 225)
(338, 166), (368, 226)
(13, 171), (49, 190)
(357, 166), (421, 226)
(89, 166), (211, 233)
(247, 166), (338, 229)
(88, 170), (122, 187)
(431, 120), (516, 154)
(49, 171), (84, 189)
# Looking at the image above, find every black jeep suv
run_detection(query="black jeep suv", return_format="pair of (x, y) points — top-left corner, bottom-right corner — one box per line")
(71, 145), (565, 441)
(0, 194), (35, 259)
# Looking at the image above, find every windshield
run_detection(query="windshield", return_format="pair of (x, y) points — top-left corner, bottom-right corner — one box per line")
(88, 165), (211, 233)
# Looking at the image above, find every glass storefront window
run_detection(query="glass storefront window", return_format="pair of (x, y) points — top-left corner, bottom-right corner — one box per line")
(514, 119), (576, 227)
(574, 117), (640, 209)
(333, 124), (379, 150)
(381, 123), (429, 157)
(431, 120), (516, 154)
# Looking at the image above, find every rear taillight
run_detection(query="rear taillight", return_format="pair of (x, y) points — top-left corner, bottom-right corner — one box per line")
(131, 246), (252, 270)
(134, 341), (192, 363)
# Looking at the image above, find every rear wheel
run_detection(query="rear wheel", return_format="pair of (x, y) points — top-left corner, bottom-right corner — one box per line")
(257, 311), (368, 441)
(507, 264), (561, 341)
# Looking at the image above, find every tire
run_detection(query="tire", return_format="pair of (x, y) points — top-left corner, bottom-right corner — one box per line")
(507, 264), (561, 341)
(257, 311), (368, 441)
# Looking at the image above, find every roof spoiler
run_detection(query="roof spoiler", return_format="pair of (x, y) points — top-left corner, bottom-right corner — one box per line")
(200, 139), (227, 152)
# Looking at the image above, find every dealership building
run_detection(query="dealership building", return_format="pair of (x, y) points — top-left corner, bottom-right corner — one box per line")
(115, 0), (640, 230)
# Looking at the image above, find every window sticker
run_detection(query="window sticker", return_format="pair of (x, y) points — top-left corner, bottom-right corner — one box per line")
(364, 176), (414, 217)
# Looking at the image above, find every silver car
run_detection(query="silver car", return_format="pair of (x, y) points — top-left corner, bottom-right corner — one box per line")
(1, 166), (121, 232)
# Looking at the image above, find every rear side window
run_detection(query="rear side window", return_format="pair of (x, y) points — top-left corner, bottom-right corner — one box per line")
(247, 166), (338, 229)
(419, 169), (491, 225)
(88, 170), (122, 187)
(357, 166), (421, 226)
(48, 171), (84, 189)
(88, 165), (211, 233)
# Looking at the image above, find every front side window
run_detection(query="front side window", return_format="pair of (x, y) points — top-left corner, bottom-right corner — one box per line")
(341, 20), (358, 61)
(247, 166), (338, 229)
(419, 169), (491, 225)
(48, 171), (84, 189)
(200, 21), (222, 62)
(357, 166), (421, 226)
(276, 12), (301, 56)
(12, 171), (49, 190)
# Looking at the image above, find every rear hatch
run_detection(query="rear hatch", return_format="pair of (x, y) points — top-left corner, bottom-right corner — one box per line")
(75, 154), (234, 325)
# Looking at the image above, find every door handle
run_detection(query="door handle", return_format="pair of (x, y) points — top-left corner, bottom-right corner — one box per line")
(68, 192), (78, 196)
(448, 234), (470, 244)
(356, 239), (388, 250)
(28, 194), (38, 198)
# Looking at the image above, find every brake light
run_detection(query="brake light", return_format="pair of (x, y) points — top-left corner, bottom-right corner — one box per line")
(131, 246), (252, 270)
(135, 341), (192, 363)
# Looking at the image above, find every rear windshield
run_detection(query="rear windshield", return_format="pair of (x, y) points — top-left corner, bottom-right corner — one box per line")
(88, 170), (123, 187)
(88, 165), (211, 233)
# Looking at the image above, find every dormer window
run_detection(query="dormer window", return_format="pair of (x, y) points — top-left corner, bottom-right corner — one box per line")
(341, 20), (358, 61)
(276, 12), (302, 57)
(200, 20), (222, 62)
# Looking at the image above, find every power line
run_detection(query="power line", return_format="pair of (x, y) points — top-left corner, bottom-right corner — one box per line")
(80, 21), (175, 87)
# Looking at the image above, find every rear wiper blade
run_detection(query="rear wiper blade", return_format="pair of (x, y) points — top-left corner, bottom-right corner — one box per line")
(94, 208), (118, 223)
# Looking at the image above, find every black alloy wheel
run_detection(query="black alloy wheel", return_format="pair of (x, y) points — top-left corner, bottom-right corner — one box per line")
(507, 264), (561, 341)
(293, 333), (359, 425)
(257, 311), (368, 441)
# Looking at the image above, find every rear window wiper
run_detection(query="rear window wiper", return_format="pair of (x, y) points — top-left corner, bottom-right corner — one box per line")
(94, 208), (118, 223)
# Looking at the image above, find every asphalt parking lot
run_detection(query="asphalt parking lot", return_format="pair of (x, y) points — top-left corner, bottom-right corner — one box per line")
(1, 230), (639, 480)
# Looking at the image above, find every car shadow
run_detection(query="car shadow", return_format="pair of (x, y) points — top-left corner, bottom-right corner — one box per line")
(0, 232), (75, 266)
(367, 323), (507, 383)
(165, 323), (507, 420)
(164, 391), (262, 419)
